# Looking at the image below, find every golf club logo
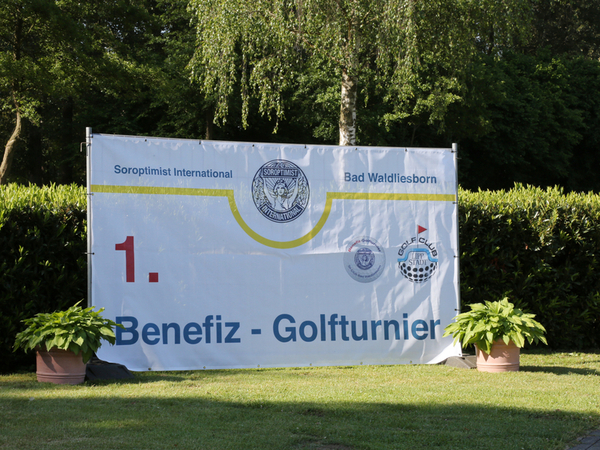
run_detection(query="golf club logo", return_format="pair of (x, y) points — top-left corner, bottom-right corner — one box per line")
(397, 226), (438, 283)
(252, 159), (310, 223)
(344, 236), (386, 283)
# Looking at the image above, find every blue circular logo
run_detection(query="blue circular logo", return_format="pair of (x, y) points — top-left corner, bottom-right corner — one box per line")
(355, 248), (375, 270)
(252, 160), (310, 223)
(344, 237), (386, 283)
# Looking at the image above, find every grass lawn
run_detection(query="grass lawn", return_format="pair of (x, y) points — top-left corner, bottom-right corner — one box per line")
(1, 351), (599, 450)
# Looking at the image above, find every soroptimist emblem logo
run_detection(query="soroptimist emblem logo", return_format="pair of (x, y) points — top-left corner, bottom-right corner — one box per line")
(252, 160), (310, 223)
(397, 226), (438, 283)
(344, 237), (386, 283)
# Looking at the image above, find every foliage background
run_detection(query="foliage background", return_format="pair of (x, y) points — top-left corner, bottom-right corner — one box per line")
(2, 0), (600, 373)
(0, 184), (87, 373)
(1, 184), (599, 373)
(1, 0), (600, 192)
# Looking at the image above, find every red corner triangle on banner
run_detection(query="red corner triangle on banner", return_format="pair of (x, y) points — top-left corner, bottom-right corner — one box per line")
(417, 225), (427, 234)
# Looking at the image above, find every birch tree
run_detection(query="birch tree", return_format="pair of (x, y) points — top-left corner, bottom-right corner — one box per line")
(188, 0), (533, 146)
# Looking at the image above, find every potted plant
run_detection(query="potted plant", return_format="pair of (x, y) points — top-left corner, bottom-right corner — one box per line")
(14, 302), (123, 384)
(443, 298), (547, 372)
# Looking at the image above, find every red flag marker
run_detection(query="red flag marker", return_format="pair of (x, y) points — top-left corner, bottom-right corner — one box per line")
(418, 225), (427, 234)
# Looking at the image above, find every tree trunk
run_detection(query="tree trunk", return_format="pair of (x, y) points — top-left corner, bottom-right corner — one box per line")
(1, 16), (24, 185)
(339, 68), (358, 146)
(339, 17), (360, 147)
(205, 108), (214, 140)
(0, 96), (22, 185)
(59, 97), (75, 184)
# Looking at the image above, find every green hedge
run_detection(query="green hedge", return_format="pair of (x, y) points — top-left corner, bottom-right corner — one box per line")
(459, 185), (600, 349)
(0, 184), (87, 374)
(1, 183), (599, 374)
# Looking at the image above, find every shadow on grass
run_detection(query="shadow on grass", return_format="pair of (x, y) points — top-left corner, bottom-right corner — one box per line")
(521, 348), (600, 355)
(0, 390), (597, 450)
(0, 366), (356, 389)
(1, 372), (599, 450)
(519, 365), (600, 376)
(93, 365), (367, 385)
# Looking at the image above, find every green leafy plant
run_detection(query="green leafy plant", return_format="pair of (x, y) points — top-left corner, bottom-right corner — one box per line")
(13, 302), (123, 363)
(443, 298), (548, 354)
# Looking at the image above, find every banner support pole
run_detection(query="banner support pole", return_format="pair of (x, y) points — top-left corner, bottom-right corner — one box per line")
(86, 127), (92, 308)
(452, 142), (461, 355)
(452, 142), (461, 313)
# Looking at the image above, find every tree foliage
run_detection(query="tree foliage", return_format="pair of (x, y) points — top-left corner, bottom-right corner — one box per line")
(188, 0), (533, 146)
(0, 0), (81, 183)
(525, 0), (600, 58)
(452, 51), (600, 192)
(0, 0), (178, 184)
(1, 0), (600, 193)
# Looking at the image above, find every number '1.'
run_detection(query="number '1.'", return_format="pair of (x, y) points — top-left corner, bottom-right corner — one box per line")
(115, 236), (135, 282)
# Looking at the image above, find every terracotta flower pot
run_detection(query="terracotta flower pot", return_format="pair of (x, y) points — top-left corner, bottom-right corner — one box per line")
(36, 348), (86, 384)
(475, 340), (520, 372)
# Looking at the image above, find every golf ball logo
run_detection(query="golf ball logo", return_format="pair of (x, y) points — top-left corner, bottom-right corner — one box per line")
(397, 229), (438, 283)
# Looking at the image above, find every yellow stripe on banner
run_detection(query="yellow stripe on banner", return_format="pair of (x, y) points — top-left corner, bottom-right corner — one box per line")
(91, 185), (455, 249)
(91, 184), (228, 198)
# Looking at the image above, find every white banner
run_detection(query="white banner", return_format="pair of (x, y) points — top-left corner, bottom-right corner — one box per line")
(88, 134), (460, 371)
